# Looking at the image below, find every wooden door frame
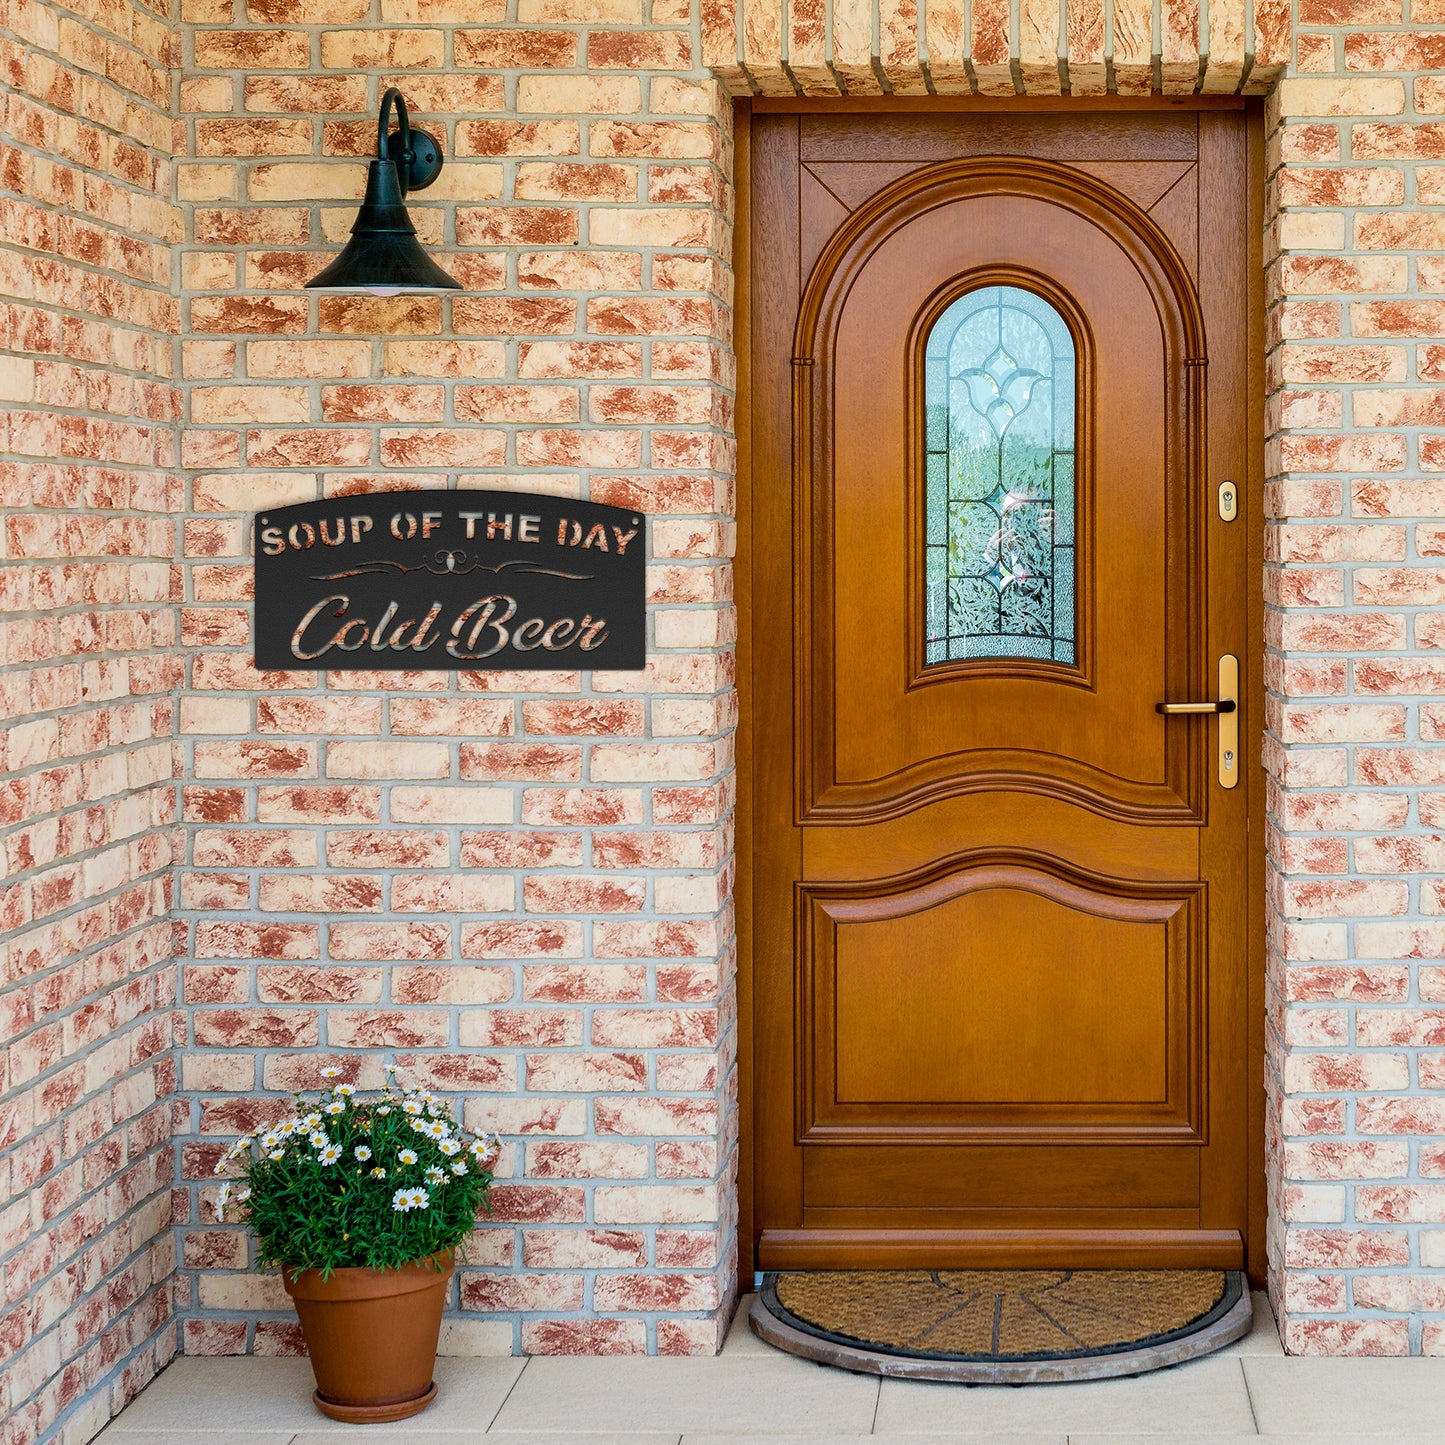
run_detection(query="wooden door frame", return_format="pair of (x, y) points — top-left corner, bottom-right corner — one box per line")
(733, 96), (1268, 1287)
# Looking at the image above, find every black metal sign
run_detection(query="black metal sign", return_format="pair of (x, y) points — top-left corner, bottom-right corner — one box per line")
(253, 490), (644, 671)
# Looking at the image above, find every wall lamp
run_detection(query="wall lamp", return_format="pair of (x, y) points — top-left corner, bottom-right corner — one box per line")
(306, 87), (460, 296)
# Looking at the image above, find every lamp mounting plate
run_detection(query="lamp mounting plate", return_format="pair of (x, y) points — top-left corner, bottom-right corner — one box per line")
(385, 126), (443, 193)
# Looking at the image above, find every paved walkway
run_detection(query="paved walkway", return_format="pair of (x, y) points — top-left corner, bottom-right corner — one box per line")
(97, 1294), (1445, 1442)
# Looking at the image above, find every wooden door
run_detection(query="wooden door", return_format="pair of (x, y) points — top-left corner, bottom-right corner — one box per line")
(747, 108), (1260, 1272)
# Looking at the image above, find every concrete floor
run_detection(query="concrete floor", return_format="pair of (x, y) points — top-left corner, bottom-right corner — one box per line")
(96, 1293), (1445, 1442)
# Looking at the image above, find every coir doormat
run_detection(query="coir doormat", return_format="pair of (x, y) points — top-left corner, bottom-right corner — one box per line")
(750, 1269), (1251, 1383)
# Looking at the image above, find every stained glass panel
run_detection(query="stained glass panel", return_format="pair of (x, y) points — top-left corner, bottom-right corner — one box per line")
(924, 285), (1077, 666)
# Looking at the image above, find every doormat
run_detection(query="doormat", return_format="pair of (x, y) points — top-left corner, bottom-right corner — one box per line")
(750, 1269), (1251, 1383)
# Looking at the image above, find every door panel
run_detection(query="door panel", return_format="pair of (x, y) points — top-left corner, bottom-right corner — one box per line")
(804, 172), (1197, 825)
(810, 865), (1193, 1117)
(750, 109), (1256, 1271)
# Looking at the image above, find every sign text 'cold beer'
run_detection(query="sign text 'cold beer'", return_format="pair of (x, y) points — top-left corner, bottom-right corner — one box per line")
(253, 491), (645, 671)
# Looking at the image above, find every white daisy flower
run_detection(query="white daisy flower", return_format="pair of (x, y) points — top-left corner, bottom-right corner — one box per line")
(278, 1120), (298, 1135)
(376, 1105), (392, 1116)
(309, 1131), (329, 1149)
(386, 1063), (399, 1074)
(212, 1159), (226, 1177)
(354, 1145), (372, 1162)
(235, 1187), (250, 1203)
(302, 1113), (322, 1130)
(370, 1166), (387, 1179)
(269, 1149), (284, 1161)
(469, 1134), (501, 1162)
(409, 1118), (429, 1134)
(425, 1166), (445, 1185)
(450, 1161), (468, 1176)
(438, 1138), (461, 1156)
(424, 1120), (448, 1140)
(402, 1100), (423, 1116)
(324, 1100), (344, 1116)
(398, 1148), (418, 1166)
(321, 1067), (341, 1079)
(259, 1132), (280, 1150)
(319, 1144), (342, 1165)
(392, 1187), (429, 1212)
(334, 1083), (356, 1097)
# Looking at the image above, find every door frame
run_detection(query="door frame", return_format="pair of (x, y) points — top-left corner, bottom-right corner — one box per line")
(733, 96), (1268, 1286)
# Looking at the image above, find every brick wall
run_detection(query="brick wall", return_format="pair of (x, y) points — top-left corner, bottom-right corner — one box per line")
(700, 0), (1288, 95)
(172, 0), (739, 1360)
(1264, 6), (1445, 1357)
(18, 1), (1445, 1436)
(0, 0), (183, 1440)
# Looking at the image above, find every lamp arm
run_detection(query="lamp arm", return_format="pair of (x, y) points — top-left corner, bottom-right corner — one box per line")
(377, 87), (412, 194)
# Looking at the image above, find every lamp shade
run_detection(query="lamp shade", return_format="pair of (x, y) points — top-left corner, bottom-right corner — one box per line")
(306, 89), (460, 296)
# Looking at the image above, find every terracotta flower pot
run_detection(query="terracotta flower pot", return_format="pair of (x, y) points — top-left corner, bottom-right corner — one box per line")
(282, 1251), (453, 1423)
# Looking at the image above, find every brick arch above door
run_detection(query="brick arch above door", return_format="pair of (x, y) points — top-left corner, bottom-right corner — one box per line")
(702, 0), (1289, 97)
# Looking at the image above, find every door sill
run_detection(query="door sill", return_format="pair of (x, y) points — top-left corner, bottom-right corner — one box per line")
(757, 1228), (1245, 1271)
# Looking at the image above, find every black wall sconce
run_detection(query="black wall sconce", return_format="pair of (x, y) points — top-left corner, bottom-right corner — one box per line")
(306, 87), (460, 296)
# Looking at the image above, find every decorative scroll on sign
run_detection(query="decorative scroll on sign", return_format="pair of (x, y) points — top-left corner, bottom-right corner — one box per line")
(253, 491), (645, 671)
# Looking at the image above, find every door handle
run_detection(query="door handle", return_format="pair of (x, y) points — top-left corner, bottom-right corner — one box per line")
(1155, 700), (1236, 715)
(1155, 655), (1239, 789)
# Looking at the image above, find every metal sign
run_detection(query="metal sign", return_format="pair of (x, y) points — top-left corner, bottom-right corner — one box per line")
(253, 490), (645, 671)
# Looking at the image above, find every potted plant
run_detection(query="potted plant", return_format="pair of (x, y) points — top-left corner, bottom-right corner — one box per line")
(214, 1066), (500, 1423)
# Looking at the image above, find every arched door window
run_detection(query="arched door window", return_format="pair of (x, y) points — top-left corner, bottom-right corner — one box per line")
(924, 285), (1077, 666)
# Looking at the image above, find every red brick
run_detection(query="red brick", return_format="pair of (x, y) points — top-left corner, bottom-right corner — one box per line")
(193, 1010), (318, 1047)
(521, 1227), (647, 1265)
(521, 1319), (646, 1354)
(455, 29), (578, 68)
(461, 1273), (584, 1312)
(523, 964), (648, 1002)
(455, 207), (579, 247)
(454, 120), (580, 157)
(462, 921), (584, 959)
(588, 30), (693, 69)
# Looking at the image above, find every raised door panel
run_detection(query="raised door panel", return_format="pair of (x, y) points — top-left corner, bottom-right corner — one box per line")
(795, 163), (1209, 828)
(797, 860), (1202, 1146)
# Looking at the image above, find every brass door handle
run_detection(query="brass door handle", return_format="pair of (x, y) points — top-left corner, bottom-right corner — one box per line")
(1155, 655), (1239, 789)
(1155, 699), (1236, 714)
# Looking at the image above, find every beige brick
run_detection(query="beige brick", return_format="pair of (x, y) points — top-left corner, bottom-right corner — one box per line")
(1279, 213), (1347, 251)
(248, 162), (366, 202)
(248, 340), (372, 379)
(383, 340), (506, 379)
(1278, 78), (1406, 116)
(589, 209), (712, 249)
(325, 742), (450, 780)
(319, 30), (444, 69)
(384, 0), (506, 16)
(191, 386), (310, 425)
(391, 786), (514, 824)
(178, 165), (239, 202)
(518, 76), (642, 114)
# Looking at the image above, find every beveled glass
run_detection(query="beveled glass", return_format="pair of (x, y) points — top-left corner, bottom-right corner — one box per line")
(924, 285), (1077, 666)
